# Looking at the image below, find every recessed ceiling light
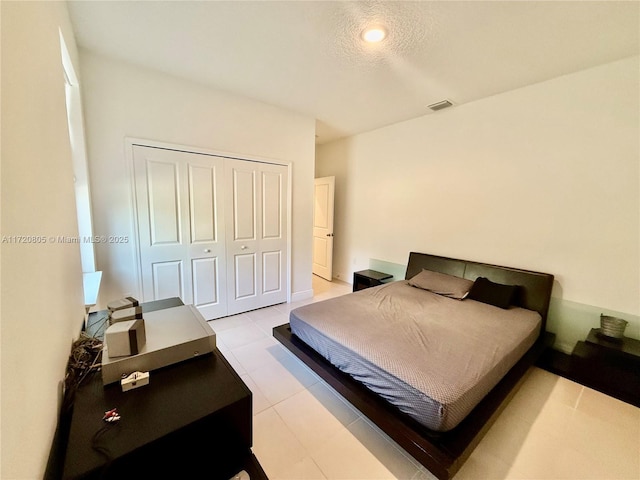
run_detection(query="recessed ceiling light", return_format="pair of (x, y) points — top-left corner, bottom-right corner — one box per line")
(361, 26), (387, 43)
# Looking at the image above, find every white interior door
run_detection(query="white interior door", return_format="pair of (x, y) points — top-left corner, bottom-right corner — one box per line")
(225, 160), (288, 315)
(133, 146), (227, 320)
(312, 176), (335, 281)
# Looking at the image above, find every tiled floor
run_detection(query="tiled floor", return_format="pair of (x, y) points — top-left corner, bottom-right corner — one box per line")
(210, 276), (640, 480)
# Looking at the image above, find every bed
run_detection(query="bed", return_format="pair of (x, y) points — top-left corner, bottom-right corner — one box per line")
(273, 252), (555, 479)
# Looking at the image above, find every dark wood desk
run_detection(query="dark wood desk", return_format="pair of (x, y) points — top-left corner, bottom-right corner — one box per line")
(48, 298), (267, 480)
(62, 350), (265, 479)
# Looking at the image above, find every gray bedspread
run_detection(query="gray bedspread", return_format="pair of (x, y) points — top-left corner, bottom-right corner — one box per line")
(289, 280), (541, 432)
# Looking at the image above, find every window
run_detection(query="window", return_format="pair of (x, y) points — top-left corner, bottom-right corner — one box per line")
(60, 29), (101, 310)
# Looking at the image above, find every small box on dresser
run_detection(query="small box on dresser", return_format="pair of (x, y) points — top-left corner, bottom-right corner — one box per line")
(104, 319), (146, 357)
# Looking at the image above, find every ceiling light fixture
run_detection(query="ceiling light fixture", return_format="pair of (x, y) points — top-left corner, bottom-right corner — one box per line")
(361, 26), (387, 43)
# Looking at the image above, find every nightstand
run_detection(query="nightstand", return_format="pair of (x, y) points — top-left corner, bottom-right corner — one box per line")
(570, 328), (640, 407)
(353, 269), (393, 292)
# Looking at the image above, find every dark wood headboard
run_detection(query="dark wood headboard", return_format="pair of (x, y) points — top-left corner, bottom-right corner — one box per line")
(405, 252), (554, 333)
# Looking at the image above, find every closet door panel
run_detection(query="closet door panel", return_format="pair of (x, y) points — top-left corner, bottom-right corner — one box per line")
(231, 168), (256, 241)
(262, 171), (283, 239)
(186, 160), (227, 319)
(188, 164), (218, 244)
(133, 146), (227, 320)
(147, 160), (181, 245)
(258, 165), (288, 304)
(225, 160), (260, 314)
(262, 250), (282, 294)
(192, 257), (219, 307)
(233, 253), (257, 300)
(151, 260), (184, 300)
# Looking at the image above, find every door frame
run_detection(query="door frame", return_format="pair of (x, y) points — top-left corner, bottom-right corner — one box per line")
(125, 137), (293, 306)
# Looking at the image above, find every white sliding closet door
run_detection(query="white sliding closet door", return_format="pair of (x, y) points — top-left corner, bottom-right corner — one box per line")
(132, 144), (288, 320)
(225, 159), (288, 315)
(133, 146), (228, 320)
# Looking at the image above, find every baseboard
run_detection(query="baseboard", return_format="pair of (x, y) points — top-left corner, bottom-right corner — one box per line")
(290, 289), (313, 303)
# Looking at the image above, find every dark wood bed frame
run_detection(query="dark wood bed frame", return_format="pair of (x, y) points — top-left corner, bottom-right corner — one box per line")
(273, 252), (555, 479)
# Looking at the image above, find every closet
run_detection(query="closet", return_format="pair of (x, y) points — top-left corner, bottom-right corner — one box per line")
(132, 144), (288, 320)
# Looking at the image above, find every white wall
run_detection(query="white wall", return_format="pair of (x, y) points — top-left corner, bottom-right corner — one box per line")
(1, 2), (86, 478)
(317, 57), (639, 351)
(79, 52), (316, 309)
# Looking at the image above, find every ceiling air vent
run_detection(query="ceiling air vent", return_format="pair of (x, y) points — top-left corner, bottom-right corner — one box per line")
(427, 99), (454, 112)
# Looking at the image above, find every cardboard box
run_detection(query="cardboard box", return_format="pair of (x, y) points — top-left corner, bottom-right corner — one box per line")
(110, 306), (143, 324)
(107, 296), (139, 312)
(105, 319), (146, 357)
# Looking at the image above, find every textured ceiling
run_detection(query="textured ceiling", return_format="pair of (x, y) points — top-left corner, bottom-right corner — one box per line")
(67, 1), (640, 144)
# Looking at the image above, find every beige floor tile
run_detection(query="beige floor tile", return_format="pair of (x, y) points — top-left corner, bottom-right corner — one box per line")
(216, 322), (267, 349)
(240, 374), (270, 415)
(454, 447), (512, 480)
(506, 432), (620, 480)
(266, 341), (301, 364)
(516, 367), (585, 407)
(501, 384), (550, 425)
(307, 381), (361, 427)
(230, 336), (280, 373)
(476, 388), (639, 480)
(313, 282), (351, 298)
(252, 407), (308, 478)
(526, 398), (575, 437)
(207, 313), (252, 332)
(506, 367), (582, 418)
(252, 313), (290, 335)
(271, 456), (327, 480)
(312, 274), (346, 293)
(245, 305), (286, 322)
(311, 427), (398, 480)
(274, 345), (323, 384)
(312, 291), (348, 303)
(411, 467), (438, 480)
(347, 418), (421, 480)
(274, 389), (352, 454)
(248, 358), (318, 405)
(473, 410), (537, 466)
(561, 408), (640, 479)
(217, 344), (247, 376)
(575, 386), (640, 430)
(547, 375), (585, 409)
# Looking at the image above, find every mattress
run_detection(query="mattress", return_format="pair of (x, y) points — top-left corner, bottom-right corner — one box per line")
(290, 280), (541, 432)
